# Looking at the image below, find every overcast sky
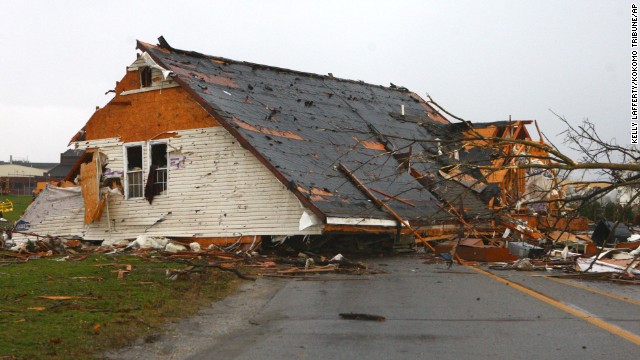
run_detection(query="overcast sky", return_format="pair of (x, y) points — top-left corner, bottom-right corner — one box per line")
(0, 0), (629, 164)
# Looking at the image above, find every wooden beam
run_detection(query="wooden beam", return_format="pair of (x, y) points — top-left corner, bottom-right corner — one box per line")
(338, 163), (436, 252)
(369, 187), (416, 207)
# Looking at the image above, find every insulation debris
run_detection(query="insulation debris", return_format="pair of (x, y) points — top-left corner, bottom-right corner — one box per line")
(577, 249), (640, 275)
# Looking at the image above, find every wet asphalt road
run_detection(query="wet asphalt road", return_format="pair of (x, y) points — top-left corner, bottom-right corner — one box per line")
(188, 256), (640, 360)
(107, 255), (640, 359)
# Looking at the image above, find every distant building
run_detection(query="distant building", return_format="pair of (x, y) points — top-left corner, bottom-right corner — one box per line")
(47, 150), (84, 179)
(0, 151), (81, 195)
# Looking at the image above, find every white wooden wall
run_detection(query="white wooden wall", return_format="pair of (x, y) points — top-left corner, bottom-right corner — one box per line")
(21, 127), (322, 242)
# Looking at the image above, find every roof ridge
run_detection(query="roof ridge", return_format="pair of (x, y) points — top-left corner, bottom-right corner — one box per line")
(136, 40), (414, 94)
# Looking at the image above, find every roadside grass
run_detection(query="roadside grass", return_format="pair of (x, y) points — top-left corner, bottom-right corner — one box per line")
(0, 253), (239, 359)
(0, 195), (32, 229)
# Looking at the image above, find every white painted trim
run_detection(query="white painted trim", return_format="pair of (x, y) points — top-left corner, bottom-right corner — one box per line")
(325, 217), (399, 227)
(123, 142), (145, 200)
(120, 83), (179, 96)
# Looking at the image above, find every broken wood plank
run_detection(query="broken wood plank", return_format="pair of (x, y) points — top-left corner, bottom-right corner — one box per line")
(369, 187), (416, 207)
(338, 163), (436, 252)
(37, 296), (98, 300)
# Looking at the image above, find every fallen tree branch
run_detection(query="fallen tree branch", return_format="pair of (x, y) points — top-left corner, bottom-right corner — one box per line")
(169, 259), (255, 281)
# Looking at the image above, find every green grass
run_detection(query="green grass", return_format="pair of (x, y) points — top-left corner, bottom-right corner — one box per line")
(0, 195), (32, 228)
(0, 253), (239, 359)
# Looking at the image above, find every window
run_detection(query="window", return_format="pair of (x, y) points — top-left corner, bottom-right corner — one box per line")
(125, 145), (143, 198)
(140, 66), (152, 88)
(124, 142), (168, 201)
(150, 143), (168, 195)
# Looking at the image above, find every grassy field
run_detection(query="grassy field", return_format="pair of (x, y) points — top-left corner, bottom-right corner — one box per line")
(0, 253), (239, 359)
(0, 195), (32, 229)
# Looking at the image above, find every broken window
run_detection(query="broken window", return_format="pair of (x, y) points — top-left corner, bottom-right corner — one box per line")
(150, 143), (168, 195)
(140, 66), (152, 88)
(125, 145), (143, 198)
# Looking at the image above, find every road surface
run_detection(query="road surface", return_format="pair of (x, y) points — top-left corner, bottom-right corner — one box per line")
(108, 255), (640, 359)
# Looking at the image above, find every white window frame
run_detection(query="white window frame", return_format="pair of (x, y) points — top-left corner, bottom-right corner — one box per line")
(148, 140), (169, 197)
(123, 142), (145, 199)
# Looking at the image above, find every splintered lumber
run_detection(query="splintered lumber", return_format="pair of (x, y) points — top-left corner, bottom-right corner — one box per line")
(339, 312), (386, 321)
(37, 296), (98, 300)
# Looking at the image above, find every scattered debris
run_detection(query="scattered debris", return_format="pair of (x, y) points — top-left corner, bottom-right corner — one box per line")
(435, 238), (518, 263)
(576, 249), (640, 275)
(339, 313), (386, 321)
(507, 242), (544, 259)
(512, 258), (535, 271)
(2, 204), (639, 286)
(37, 296), (98, 301)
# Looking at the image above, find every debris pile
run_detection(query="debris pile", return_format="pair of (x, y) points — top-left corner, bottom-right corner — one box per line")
(2, 213), (638, 284)
(0, 228), (383, 282)
(425, 217), (640, 283)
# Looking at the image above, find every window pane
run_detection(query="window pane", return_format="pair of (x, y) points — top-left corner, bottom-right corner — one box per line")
(128, 171), (143, 198)
(126, 145), (143, 198)
(154, 168), (167, 195)
(127, 146), (142, 170)
(151, 143), (168, 195)
(140, 67), (152, 88)
(151, 144), (167, 168)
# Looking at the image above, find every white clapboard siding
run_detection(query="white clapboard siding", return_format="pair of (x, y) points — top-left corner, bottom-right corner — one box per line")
(24, 127), (322, 241)
(128, 56), (147, 69)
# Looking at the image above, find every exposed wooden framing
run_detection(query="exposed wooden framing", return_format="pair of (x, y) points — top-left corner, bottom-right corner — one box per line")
(512, 121), (526, 140)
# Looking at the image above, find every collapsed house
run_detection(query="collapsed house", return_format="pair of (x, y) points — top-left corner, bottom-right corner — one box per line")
(13, 39), (571, 250)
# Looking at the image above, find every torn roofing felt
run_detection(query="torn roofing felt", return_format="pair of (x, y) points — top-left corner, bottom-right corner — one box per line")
(137, 40), (491, 223)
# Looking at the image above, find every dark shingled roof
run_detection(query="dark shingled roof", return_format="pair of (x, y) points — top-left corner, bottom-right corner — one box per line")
(138, 41), (492, 223)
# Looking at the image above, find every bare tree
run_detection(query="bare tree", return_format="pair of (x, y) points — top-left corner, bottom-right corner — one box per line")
(380, 96), (640, 230)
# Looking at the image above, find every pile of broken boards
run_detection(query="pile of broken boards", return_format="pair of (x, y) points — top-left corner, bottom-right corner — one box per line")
(0, 232), (380, 281)
(430, 220), (640, 284)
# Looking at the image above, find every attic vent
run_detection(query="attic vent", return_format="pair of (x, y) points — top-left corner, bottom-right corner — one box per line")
(140, 66), (153, 88)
